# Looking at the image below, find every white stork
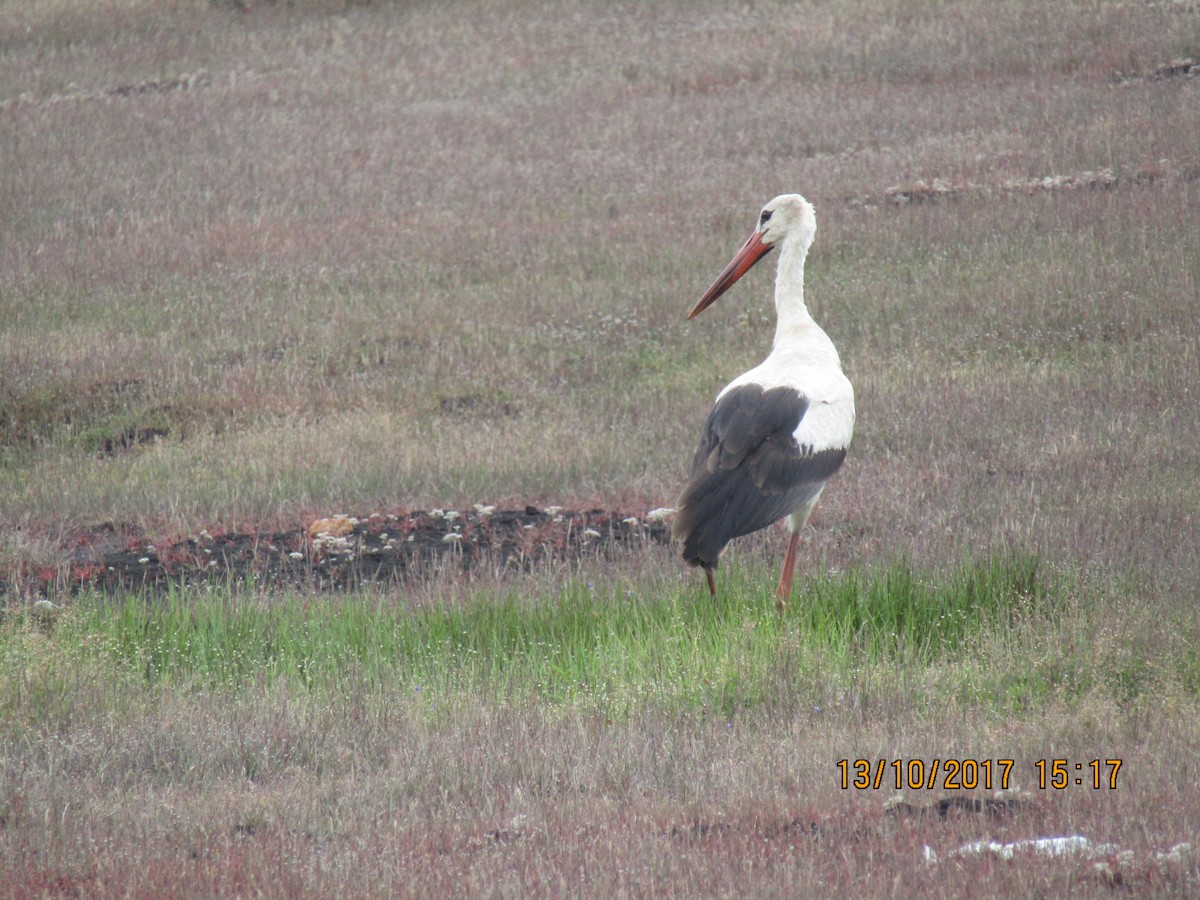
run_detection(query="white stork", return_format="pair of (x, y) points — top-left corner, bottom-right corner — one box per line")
(672, 194), (855, 613)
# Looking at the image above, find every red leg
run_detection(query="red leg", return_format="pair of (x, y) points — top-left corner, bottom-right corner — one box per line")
(775, 529), (802, 616)
(705, 568), (717, 597)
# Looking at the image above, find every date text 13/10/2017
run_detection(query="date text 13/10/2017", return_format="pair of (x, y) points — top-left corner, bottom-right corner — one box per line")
(836, 759), (1123, 791)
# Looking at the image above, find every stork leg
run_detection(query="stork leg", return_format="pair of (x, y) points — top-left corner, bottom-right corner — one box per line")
(774, 529), (802, 616)
(705, 568), (717, 597)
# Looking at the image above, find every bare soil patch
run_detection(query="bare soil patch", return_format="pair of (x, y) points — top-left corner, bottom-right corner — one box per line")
(9, 507), (671, 597)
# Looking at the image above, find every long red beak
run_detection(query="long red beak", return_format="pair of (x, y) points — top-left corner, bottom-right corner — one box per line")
(687, 230), (774, 319)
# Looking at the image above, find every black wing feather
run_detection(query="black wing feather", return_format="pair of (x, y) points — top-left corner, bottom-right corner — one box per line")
(672, 384), (846, 570)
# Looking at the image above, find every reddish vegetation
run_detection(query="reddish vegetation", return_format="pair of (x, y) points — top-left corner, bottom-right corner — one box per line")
(6, 508), (671, 597)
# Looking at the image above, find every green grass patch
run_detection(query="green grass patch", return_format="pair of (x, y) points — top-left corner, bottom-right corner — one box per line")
(1, 554), (1063, 722)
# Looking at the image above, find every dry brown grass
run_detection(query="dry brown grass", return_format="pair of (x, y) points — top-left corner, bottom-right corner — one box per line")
(2, 0), (1199, 894)
(3, 660), (1199, 896)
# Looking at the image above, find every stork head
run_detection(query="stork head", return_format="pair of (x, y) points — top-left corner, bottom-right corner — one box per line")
(687, 193), (816, 319)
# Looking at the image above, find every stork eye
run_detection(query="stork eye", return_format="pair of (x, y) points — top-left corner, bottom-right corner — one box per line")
(759, 209), (773, 226)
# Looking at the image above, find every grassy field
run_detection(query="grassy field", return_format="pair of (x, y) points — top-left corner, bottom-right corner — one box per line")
(2, 0), (1199, 895)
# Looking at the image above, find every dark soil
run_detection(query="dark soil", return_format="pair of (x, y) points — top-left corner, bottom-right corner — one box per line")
(8, 506), (672, 598)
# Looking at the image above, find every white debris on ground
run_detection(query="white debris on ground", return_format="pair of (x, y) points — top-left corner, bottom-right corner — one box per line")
(923, 835), (1114, 864)
(880, 169), (1118, 207)
(0, 70), (212, 112)
(67, 505), (674, 594)
(301, 504), (670, 561)
(924, 837), (1198, 887)
(1115, 57), (1197, 85)
(312, 533), (355, 555)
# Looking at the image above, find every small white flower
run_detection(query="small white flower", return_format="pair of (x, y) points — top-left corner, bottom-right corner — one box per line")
(442, 532), (463, 543)
(582, 529), (601, 539)
(430, 509), (445, 519)
(473, 504), (495, 516)
(646, 508), (675, 522)
(138, 557), (150, 565)
(289, 551), (304, 559)
(545, 505), (563, 516)
(444, 510), (460, 522)
(622, 517), (640, 526)
(32, 599), (58, 622)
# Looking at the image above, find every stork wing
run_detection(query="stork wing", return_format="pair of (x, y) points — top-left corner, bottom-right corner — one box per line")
(672, 384), (846, 569)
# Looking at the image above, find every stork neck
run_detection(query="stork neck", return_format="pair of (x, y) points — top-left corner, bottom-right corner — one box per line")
(772, 239), (814, 337)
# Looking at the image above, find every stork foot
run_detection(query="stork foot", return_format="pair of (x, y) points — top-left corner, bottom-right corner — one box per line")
(705, 568), (717, 597)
